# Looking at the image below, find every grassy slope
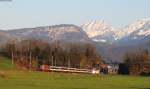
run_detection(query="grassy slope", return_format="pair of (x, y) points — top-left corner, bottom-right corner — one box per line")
(0, 71), (150, 89)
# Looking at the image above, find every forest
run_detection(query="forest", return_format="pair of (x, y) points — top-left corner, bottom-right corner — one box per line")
(0, 39), (102, 70)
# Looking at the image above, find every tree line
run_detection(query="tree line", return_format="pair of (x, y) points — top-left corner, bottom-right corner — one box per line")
(124, 49), (150, 75)
(0, 39), (102, 70)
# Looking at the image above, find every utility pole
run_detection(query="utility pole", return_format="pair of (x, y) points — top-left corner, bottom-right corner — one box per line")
(68, 58), (71, 68)
(11, 42), (15, 68)
(29, 51), (32, 71)
(55, 58), (56, 66)
(28, 40), (32, 71)
(51, 55), (54, 66)
(54, 40), (58, 67)
(11, 50), (14, 66)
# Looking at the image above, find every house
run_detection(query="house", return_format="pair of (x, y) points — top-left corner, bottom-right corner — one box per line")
(107, 63), (119, 74)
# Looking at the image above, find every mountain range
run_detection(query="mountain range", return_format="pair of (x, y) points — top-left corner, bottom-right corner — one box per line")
(82, 18), (150, 43)
(0, 18), (150, 63)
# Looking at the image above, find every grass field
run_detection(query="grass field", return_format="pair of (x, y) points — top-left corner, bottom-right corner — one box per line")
(0, 57), (150, 89)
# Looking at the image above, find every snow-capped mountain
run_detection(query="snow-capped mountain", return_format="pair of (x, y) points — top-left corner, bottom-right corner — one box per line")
(118, 18), (150, 44)
(82, 18), (150, 43)
(82, 20), (117, 43)
(119, 18), (150, 37)
(82, 18), (150, 62)
(4, 24), (91, 43)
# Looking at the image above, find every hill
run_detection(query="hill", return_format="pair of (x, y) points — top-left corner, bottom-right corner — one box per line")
(5, 24), (91, 43)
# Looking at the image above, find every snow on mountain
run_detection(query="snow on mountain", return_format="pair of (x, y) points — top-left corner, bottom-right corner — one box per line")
(82, 18), (150, 43)
(82, 20), (117, 43)
(118, 18), (150, 43)
(118, 18), (150, 38)
(6, 24), (91, 42)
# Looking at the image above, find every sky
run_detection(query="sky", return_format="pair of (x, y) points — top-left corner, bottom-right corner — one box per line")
(0, 0), (150, 30)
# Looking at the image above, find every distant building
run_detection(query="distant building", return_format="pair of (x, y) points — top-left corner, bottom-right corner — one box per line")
(107, 64), (119, 74)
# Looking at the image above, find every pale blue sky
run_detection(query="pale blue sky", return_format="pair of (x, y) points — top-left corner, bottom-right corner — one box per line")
(0, 0), (150, 30)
